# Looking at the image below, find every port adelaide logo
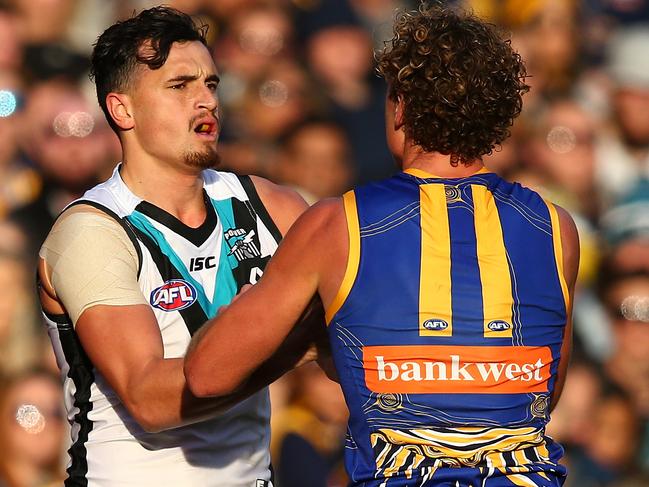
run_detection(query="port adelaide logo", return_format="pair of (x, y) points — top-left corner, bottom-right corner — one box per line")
(225, 227), (261, 262)
(150, 279), (197, 311)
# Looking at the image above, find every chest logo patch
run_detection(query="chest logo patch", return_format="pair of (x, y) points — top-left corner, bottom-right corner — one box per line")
(150, 279), (197, 312)
(225, 227), (261, 262)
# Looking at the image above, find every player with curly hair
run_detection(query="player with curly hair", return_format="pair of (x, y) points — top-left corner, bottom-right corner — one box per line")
(186, 4), (579, 485)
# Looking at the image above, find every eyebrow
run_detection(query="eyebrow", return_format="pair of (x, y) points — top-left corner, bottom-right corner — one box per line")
(166, 74), (221, 84)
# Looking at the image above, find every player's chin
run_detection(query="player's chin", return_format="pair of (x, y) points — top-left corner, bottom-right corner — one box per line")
(184, 148), (221, 169)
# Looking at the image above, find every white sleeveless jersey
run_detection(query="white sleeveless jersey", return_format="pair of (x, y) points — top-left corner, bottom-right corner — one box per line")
(43, 166), (281, 487)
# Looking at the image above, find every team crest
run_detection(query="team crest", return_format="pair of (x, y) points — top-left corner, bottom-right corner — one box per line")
(150, 279), (197, 311)
(224, 227), (261, 262)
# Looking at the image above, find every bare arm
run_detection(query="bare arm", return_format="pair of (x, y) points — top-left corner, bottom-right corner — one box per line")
(185, 199), (344, 397)
(39, 182), (310, 433)
(550, 205), (580, 411)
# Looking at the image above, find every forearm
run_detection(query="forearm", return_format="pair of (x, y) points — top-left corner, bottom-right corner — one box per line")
(186, 297), (324, 397)
(124, 356), (277, 432)
(129, 319), (317, 432)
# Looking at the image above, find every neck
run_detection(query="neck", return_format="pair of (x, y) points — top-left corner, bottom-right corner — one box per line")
(400, 142), (484, 177)
(120, 150), (207, 227)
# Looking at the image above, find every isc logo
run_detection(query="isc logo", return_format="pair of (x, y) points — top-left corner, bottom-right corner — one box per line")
(488, 320), (511, 331)
(423, 319), (448, 331)
(150, 280), (197, 312)
(189, 256), (216, 272)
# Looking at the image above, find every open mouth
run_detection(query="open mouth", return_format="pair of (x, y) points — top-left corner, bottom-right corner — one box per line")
(193, 120), (217, 138)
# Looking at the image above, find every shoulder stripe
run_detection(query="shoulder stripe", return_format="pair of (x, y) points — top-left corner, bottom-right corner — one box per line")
(419, 183), (453, 336)
(546, 202), (570, 313)
(238, 175), (282, 244)
(472, 184), (513, 338)
(325, 191), (360, 325)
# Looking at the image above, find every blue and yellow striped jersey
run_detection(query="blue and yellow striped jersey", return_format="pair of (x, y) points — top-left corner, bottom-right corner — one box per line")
(326, 168), (569, 486)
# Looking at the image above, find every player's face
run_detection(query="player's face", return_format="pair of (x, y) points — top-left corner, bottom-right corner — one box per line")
(129, 40), (221, 171)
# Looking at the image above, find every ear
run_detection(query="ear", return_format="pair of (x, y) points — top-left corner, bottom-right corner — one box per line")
(394, 96), (405, 131)
(106, 92), (134, 130)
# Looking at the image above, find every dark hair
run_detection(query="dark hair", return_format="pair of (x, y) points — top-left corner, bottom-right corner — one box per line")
(90, 6), (209, 132)
(376, 3), (529, 165)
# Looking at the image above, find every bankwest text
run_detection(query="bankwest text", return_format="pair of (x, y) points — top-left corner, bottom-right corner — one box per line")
(363, 345), (553, 394)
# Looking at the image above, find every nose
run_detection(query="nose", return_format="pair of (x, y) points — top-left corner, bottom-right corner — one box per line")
(197, 86), (218, 113)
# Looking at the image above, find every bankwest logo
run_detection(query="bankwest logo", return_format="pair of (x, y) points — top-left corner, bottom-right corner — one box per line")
(364, 345), (552, 394)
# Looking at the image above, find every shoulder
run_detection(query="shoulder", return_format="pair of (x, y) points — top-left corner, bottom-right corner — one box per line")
(43, 204), (131, 249)
(286, 197), (345, 234)
(40, 204), (137, 285)
(43, 205), (121, 246)
(249, 175), (309, 236)
(276, 197), (346, 263)
(261, 197), (345, 254)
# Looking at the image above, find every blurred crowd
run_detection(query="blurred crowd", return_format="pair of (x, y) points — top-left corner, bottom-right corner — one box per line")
(0, 0), (648, 486)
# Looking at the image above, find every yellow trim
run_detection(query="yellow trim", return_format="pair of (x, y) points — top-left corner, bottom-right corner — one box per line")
(419, 184), (453, 336)
(472, 185), (513, 338)
(537, 442), (550, 461)
(513, 449), (529, 467)
(325, 191), (361, 325)
(547, 202), (570, 313)
(404, 166), (492, 179)
(506, 474), (536, 487)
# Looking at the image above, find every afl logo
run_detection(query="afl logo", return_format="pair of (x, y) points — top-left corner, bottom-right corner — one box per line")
(423, 319), (449, 331)
(487, 320), (511, 331)
(150, 280), (197, 312)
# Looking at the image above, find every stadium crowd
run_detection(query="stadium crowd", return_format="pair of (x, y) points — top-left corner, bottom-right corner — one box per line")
(0, 0), (647, 486)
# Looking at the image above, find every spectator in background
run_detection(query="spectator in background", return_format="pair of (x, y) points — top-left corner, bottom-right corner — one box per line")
(214, 3), (295, 94)
(566, 389), (644, 487)
(466, 0), (580, 105)
(349, 0), (416, 49)
(220, 59), (320, 177)
(0, 369), (66, 487)
(298, 0), (395, 184)
(594, 26), (649, 210)
(598, 263), (649, 420)
(10, 0), (77, 45)
(0, 71), (41, 219)
(0, 227), (42, 377)
(271, 363), (348, 487)
(9, 79), (113, 260)
(546, 359), (604, 455)
(274, 119), (354, 204)
(599, 180), (649, 276)
(525, 98), (600, 221)
(0, 7), (24, 71)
